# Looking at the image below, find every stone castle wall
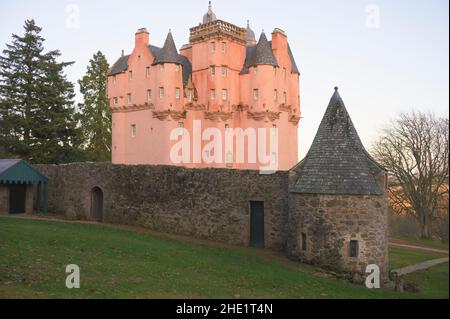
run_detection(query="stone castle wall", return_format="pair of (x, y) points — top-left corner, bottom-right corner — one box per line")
(35, 163), (289, 250)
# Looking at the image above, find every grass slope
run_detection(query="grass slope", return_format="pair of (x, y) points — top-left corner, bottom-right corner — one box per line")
(0, 217), (447, 298)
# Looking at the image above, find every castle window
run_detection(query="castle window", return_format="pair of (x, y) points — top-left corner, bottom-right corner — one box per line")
(147, 89), (152, 102)
(211, 66), (216, 76)
(350, 240), (359, 257)
(226, 151), (233, 168)
(273, 66), (277, 76)
(113, 97), (118, 105)
(222, 89), (228, 101)
(274, 89), (278, 102)
(210, 89), (216, 100)
(159, 64), (164, 71)
(159, 87), (165, 99)
(221, 42), (226, 53)
(146, 67), (150, 78)
(131, 124), (136, 138)
(178, 122), (184, 128)
(175, 87), (180, 99)
(283, 67), (287, 79)
(127, 93), (132, 105)
(253, 89), (259, 100)
(272, 124), (277, 136)
(210, 42), (216, 53)
(188, 89), (194, 102)
(301, 233), (307, 251)
(221, 66), (227, 77)
(283, 91), (287, 104)
(128, 70), (133, 80)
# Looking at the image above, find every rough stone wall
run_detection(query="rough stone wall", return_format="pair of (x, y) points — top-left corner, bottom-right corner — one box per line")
(0, 185), (8, 214)
(36, 163), (289, 250)
(286, 193), (389, 280)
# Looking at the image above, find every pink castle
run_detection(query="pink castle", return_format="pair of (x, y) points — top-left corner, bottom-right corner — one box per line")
(107, 2), (301, 170)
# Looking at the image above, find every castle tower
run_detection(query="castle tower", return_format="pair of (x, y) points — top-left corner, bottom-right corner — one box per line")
(287, 87), (389, 282)
(107, 3), (301, 170)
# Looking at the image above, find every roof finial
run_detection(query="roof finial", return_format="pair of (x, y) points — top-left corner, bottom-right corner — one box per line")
(247, 19), (250, 27)
(334, 86), (339, 92)
(121, 49), (124, 57)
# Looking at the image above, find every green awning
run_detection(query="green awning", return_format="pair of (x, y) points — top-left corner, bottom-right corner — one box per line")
(0, 159), (48, 184)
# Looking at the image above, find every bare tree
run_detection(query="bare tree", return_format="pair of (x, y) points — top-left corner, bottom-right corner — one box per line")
(372, 111), (449, 239)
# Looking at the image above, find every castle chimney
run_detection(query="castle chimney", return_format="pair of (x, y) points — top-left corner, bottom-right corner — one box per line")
(135, 27), (149, 48)
(271, 28), (288, 60)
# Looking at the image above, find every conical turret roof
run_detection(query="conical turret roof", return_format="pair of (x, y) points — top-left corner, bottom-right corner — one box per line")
(291, 87), (385, 195)
(248, 32), (277, 67)
(152, 31), (180, 65)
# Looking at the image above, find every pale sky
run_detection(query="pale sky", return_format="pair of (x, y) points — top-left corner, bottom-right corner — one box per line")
(0, 0), (448, 159)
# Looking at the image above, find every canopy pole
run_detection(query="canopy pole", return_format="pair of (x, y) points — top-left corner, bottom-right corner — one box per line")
(36, 182), (41, 214)
(43, 182), (48, 214)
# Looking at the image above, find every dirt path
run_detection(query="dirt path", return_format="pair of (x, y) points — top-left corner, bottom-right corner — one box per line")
(389, 238), (449, 254)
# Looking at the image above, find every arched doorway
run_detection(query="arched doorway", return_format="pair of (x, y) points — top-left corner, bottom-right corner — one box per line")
(90, 187), (103, 222)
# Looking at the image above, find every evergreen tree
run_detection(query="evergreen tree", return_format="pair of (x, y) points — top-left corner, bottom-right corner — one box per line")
(0, 19), (81, 163)
(78, 51), (111, 161)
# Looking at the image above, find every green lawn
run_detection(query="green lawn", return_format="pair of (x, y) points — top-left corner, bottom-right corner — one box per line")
(0, 217), (447, 298)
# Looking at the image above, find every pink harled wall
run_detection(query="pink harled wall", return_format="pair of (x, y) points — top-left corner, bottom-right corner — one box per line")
(108, 25), (300, 171)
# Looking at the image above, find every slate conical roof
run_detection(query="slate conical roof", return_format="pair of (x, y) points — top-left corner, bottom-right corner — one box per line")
(152, 31), (180, 65)
(248, 32), (278, 67)
(291, 87), (384, 195)
(246, 20), (256, 42)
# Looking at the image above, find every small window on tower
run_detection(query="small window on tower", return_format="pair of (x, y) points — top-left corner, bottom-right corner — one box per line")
(283, 91), (287, 104)
(159, 87), (165, 99)
(127, 93), (132, 105)
(128, 70), (133, 80)
(147, 89), (152, 102)
(301, 233), (307, 251)
(175, 87), (180, 99)
(113, 97), (118, 105)
(211, 42), (216, 53)
(274, 89), (278, 102)
(210, 89), (216, 100)
(222, 89), (228, 101)
(221, 42), (226, 53)
(178, 122), (184, 128)
(273, 66), (277, 76)
(253, 89), (259, 100)
(222, 66), (227, 77)
(146, 67), (150, 78)
(211, 66), (216, 76)
(283, 67), (287, 79)
(131, 124), (136, 138)
(350, 240), (359, 257)
(188, 89), (194, 101)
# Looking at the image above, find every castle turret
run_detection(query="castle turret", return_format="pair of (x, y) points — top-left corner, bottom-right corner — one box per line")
(287, 87), (388, 283)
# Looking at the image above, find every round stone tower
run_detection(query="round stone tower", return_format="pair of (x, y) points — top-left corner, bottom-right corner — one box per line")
(287, 87), (389, 282)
